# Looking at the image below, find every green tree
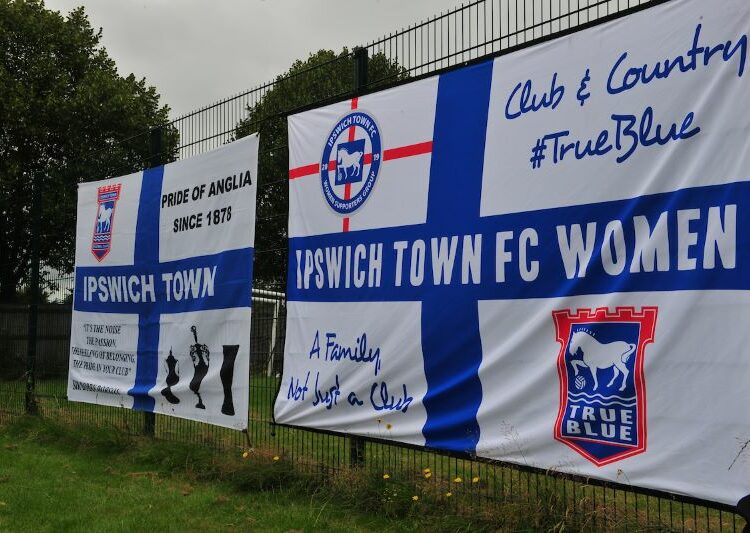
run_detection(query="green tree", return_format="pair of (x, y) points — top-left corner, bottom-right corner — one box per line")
(234, 49), (406, 290)
(0, 0), (177, 301)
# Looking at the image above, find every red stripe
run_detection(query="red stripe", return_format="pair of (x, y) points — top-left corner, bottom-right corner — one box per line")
(290, 100), (431, 234)
(289, 141), (433, 180)
(343, 97), (358, 232)
(347, 99), (358, 143)
(384, 141), (433, 161)
(289, 163), (319, 180)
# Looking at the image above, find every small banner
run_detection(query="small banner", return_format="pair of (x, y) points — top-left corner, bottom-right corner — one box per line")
(274, 0), (750, 506)
(68, 135), (259, 429)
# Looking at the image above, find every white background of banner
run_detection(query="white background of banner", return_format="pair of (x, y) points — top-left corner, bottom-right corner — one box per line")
(276, 0), (750, 506)
(68, 134), (258, 429)
(482, 0), (750, 216)
(287, 77), (437, 236)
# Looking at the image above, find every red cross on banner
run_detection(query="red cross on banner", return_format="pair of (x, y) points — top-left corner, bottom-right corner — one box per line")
(288, 97), (433, 232)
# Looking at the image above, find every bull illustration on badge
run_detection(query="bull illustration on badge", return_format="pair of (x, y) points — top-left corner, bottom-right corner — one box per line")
(320, 111), (382, 215)
(553, 307), (658, 466)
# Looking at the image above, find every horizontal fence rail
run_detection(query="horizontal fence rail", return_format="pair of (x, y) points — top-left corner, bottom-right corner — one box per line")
(4, 0), (747, 530)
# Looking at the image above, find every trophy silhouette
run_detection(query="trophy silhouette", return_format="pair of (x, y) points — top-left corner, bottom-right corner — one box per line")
(188, 325), (209, 409)
(220, 345), (239, 416)
(160, 348), (180, 404)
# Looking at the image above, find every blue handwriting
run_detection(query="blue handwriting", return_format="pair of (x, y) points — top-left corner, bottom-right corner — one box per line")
(370, 381), (413, 413)
(309, 330), (382, 376)
(607, 24), (747, 96)
(505, 73), (565, 120)
(347, 391), (364, 406)
(312, 372), (341, 410)
(529, 106), (700, 169)
(286, 371), (310, 401)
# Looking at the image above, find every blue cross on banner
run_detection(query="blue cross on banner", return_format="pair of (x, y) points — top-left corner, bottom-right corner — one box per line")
(68, 135), (259, 430)
(275, 63), (495, 452)
(418, 64), (492, 451)
(277, 0), (750, 509)
(275, 49), (750, 459)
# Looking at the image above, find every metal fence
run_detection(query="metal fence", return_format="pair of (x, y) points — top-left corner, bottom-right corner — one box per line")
(2, 0), (748, 530)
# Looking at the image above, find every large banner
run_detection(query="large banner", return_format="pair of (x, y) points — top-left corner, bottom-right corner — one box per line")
(68, 135), (258, 429)
(274, 0), (750, 506)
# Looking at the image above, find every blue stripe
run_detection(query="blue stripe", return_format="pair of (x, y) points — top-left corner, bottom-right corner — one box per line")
(129, 166), (164, 411)
(282, 58), (746, 455)
(73, 247), (255, 314)
(134, 166), (163, 264)
(79, 163), (255, 413)
(286, 180), (749, 303)
(421, 60), (493, 452)
(131, 312), (159, 411)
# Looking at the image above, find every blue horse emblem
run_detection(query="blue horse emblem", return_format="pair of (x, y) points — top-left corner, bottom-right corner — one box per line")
(553, 307), (657, 466)
(91, 184), (121, 261)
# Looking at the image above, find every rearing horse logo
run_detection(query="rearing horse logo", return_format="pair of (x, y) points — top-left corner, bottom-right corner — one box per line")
(568, 330), (636, 392)
(91, 183), (121, 261)
(553, 307), (657, 466)
(96, 205), (113, 234)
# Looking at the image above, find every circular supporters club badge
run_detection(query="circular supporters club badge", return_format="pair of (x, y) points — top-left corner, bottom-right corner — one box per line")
(320, 111), (382, 215)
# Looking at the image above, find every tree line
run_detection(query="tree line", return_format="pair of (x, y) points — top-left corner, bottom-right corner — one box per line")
(2, 0), (404, 302)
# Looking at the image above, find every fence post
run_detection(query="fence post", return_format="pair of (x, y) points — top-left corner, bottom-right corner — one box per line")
(143, 126), (163, 437)
(738, 494), (750, 533)
(25, 175), (42, 415)
(349, 47), (368, 468)
(354, 46), (369, 90)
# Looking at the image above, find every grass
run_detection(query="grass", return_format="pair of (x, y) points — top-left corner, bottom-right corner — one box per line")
(0, 416), (496, 532)
(0, 380), (745, 532)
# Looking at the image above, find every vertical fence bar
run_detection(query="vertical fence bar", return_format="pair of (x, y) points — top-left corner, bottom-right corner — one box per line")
(25, 174), (41, 415)
(738, 495), (750, 533)
(3, 2), (744, 529)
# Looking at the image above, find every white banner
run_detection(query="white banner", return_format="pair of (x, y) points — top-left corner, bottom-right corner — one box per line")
(68, 135), (258, 429)
(274, 0), (750, 506)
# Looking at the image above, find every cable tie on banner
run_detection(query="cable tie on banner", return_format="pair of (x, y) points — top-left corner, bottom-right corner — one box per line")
(241, 428), (252, 450)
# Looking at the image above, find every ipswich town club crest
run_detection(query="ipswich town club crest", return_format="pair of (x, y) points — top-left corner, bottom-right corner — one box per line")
(552, 307), (657, 466)
(91, 184), (121, 261)
(320, 110), (382, 215)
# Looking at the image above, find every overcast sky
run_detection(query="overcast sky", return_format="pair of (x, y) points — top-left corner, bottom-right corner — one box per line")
(44, 0), (463, 118)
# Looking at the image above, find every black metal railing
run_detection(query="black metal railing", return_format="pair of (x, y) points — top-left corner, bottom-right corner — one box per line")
(3, 0), (747, 530)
